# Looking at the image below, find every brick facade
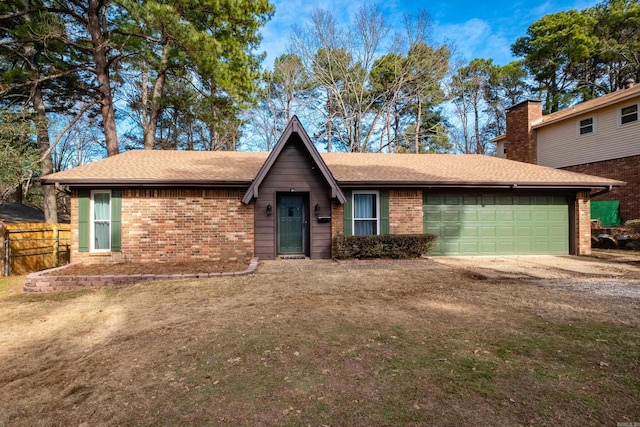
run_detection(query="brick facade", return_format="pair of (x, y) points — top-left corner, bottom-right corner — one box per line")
(505, 100), (542, 164)
(563, 155), (640, 223)
(575, 191), (592, 255)
(389, 190), (423, 234)
(71, 189), (254, 264)
(331, 200), (344, 240)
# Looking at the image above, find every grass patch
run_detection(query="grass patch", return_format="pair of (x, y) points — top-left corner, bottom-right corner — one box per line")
(0, 275), (24, 297)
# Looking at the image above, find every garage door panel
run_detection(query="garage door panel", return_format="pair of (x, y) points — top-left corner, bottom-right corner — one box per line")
(533, 210), (551, 221)
(481, 196), (496, 205)
(478, 210), (497, 222)
(496, 241), (516, 252)
(549, 210), (567, 221)
(442, 211), (460, 222)
(424, 194), (569, 255)
(478, 241), (498, 253)
(459, 209), (478, 221)
(514, 226), (532, 237)
(496, 196), (513, 205)
(497, 227), (514, 237)
(442, 226), (460, 237)
(463, 196), (478, 205)
(533, 226), (549, 236)
(445, 196), (461, 205)
(549, 241), (569, 252)
(496, 210), (514, 221)
(459, 241), (480, 253)
(515, 210), (532, 220)
(478, 226), (496, 237)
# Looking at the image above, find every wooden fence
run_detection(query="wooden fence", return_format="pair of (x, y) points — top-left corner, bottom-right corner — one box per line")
(0, 223), (71, 277)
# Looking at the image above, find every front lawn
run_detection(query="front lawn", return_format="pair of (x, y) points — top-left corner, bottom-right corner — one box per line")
(1, 262), (638, 426)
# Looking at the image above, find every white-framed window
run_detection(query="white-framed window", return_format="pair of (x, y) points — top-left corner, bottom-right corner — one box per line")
(620, 104), (638, 125)
(578, 116), (594, 135)
(91, 190), (111, 251)
(353, 191), (379, 235)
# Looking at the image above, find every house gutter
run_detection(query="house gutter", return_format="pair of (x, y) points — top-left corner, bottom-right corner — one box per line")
(42, 179), (252, 188)
(338, 181), (624, 190)
(589, 185), (616, 198)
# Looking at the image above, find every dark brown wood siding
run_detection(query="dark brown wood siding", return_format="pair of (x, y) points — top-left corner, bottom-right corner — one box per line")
(254, 136), (334, 259)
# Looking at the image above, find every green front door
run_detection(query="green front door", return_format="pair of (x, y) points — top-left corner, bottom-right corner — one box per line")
(278, 194), (304, 254)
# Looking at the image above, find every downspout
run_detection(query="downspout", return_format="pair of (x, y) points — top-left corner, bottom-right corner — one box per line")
(589, 185), (613, 198)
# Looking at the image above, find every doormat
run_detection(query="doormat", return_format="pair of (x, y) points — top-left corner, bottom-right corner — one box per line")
(280, 255), (306, 260)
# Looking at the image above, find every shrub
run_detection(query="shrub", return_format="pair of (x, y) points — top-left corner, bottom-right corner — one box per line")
(624, 219), (640, 233)
(333, 234), (437, 259)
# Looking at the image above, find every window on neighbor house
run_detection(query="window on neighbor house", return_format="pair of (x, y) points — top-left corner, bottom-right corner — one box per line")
(579, 117), (594, 135)
(353, 191), (379, 235)
(621, 104), (638, 125)
(91, 191), (111, 251)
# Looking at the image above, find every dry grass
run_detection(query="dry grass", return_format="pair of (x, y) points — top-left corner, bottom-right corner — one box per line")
(1, 261), (638, 426)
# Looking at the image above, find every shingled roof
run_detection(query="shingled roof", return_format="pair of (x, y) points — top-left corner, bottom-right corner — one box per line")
(321, 153), (624, 188)
(42, 149), (624, 191)
(42, 150), (268, 186)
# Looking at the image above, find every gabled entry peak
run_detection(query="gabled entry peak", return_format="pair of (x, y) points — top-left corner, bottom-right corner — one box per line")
(242, 116), (346, 204)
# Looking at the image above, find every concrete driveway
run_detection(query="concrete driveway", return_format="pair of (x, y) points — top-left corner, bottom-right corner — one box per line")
(258, 251), (640, 299)
(433, 252), (640, 280)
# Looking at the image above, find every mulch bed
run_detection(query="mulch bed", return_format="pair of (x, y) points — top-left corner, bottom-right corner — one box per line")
(45, 259), (251, 276)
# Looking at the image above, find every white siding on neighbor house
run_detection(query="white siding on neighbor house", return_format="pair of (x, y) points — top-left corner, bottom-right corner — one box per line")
(495, 141), (507, 158)
(536, 100), (640, 168)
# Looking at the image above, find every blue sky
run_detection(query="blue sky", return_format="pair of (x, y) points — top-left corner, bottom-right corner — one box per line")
(258, 0), (602, 68)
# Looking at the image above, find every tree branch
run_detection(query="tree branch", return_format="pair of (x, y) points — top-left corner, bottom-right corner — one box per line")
(39, 102), (98, 163)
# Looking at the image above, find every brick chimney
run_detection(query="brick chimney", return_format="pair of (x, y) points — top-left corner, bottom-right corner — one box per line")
(505, 99), (542, 164)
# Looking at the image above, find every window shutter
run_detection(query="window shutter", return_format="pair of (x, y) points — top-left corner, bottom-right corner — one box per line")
(78, 190), (90, 252)
(380, 190), (390, 235)
(343, 190), (352, 235)
(111, 189), (122, 252)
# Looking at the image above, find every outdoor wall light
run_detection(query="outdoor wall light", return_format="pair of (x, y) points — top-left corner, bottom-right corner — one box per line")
(266, 204), (273, 216)
(315, 204), (321, 215)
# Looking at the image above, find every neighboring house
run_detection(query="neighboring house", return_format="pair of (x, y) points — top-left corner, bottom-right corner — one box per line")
(0, 202), (45, 223)
(494, 80), (640, 223)
(41, 117), (623, 262)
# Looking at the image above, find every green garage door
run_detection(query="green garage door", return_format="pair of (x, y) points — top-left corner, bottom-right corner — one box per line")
(424, 194), (569, 255)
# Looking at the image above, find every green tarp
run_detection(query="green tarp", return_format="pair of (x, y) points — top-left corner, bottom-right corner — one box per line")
(591, 200), (620, 226)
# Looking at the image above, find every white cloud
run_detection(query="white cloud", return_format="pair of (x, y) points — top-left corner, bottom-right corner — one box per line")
(434, 18), (513, 64)
(259, 0), (364, 67)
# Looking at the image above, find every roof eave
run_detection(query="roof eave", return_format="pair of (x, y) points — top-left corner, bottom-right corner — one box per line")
(42, 178), (252, 188)
(533, 89), (640, 129)
(338, 181), (625, 190)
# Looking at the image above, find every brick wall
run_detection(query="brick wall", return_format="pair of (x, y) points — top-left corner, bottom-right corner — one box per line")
(505, 100), (542, 164)
(389, 190), (423, 234)
(563, 155), (640, 223)
(71, 189), (254, 264)
(575, 191), (591, 255)
(331, 200), (344, 257)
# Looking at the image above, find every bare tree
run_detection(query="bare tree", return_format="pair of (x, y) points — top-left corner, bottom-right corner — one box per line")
(291, 5), (390, 152)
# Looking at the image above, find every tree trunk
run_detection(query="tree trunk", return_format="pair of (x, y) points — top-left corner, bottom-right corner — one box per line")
(87, 0), (118, 156)
(473, 95), (482, 154)
(32, 86), (58, 223)
(144, 44), (170, 149)
(415, 96), (422, 154)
